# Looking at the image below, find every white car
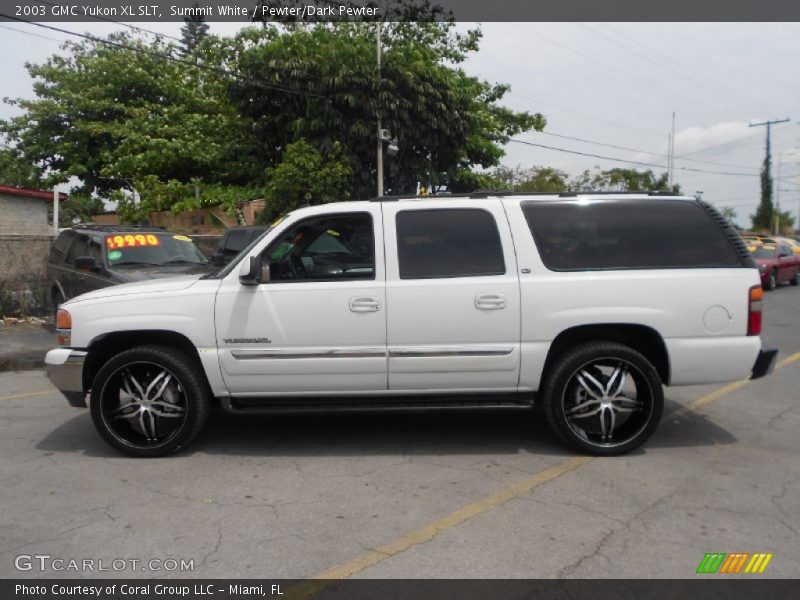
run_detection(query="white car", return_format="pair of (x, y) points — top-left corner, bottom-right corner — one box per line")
(46, 193), (777, 457)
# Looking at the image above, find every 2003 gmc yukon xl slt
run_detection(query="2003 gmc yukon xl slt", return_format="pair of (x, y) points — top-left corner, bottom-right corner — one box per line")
(45, 193), (778, 457)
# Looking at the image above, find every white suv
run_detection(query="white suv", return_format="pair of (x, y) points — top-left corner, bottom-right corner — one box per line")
(45, 193), (777, 457)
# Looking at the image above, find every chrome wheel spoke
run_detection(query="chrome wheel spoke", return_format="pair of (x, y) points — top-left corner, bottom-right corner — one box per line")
(138, 408), (158, 442)
(599, 405), (616, 440)
(150, 401), (185, 417)
(144, 370), (169, 398)
(567, 398), (602, 415)
(577, 371), (604, 398)
(123, 369), (146, 397)
(570, 406), (603, 419)
(606, 364), (628, 397)
(112, 401), (141, 419)
(149, 374), (173, 402)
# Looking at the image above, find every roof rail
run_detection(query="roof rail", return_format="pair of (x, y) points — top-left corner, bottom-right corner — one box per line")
(71, 224), (166, 232)
(367, 190), (686, 202)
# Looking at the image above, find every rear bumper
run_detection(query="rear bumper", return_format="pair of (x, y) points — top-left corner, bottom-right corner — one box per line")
(45, 348), (87, 407)
(751, 346), (778, 380)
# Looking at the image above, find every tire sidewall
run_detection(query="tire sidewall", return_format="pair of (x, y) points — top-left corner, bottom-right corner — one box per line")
(90, 346), (210, 457)
(542, 342), (664, 456)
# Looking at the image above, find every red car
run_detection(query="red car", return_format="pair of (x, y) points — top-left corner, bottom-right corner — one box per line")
(750, 243), (800, 290)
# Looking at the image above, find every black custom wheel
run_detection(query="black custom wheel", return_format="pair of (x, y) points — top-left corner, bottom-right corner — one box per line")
(90, 346), (211, 457)
(542, 342), (663, 456)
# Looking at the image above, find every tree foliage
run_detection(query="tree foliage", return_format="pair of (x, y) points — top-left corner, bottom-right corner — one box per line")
(180, 2), (210, 56)
(0, 144), (44, 188)
(229, 23), (543, 199)
(487, 165), (679, 194)
(751, 156), (774, 230)
(2, 21), (542, 218)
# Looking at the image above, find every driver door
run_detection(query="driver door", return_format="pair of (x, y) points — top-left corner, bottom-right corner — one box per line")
(214, 206), (387, 396)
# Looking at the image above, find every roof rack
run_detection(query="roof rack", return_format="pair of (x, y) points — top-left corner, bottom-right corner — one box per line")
(369, 190), (687, 201)
(71, 224), (166, 232)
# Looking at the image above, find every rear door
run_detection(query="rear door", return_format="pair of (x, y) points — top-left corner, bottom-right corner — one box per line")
(383, 200), (521, 392)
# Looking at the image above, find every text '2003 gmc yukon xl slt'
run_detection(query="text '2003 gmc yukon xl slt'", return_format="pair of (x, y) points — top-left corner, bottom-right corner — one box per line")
(45, 193), (778, 457)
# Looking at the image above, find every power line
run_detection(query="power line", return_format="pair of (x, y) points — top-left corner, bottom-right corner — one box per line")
(1, 16), (327, 100)
(512, 24), (734, 121)
(590, 23), (767, 114)
(33, 0), (184, 44)
(508, 138), (759, 177)
(533, 131), (759, 171)
(0, 23), (65, 43)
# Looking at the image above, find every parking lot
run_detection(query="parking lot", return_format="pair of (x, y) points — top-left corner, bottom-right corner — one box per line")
(0, 287), (798, 580)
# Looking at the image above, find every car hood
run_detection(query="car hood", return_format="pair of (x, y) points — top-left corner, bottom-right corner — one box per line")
(65, 274), (203, 304)
(110, 263), (211, 282)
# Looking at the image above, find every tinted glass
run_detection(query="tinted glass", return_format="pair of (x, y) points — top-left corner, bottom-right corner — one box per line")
(396, 209), (505, 279)
(52, 231), (74, 255)
(264, 213), (374, 282)
(522, 200), (742, 271)
(751, 246), (776, 259)
(224, 229), (248, 253)
(105, 233), (208, 267)
(65, 234), (90, 264)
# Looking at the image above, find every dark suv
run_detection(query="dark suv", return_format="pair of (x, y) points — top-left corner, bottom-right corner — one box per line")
(212, 225), (268, 265)
(46, 225), (210, 309)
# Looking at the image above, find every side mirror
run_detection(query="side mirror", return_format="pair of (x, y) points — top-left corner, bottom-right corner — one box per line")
(238, 256), (260, 286)
(211, 253), (226, 266)
(74, 256), (101, 272)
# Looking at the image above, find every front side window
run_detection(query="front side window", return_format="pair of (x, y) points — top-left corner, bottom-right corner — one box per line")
(263, 213), (375, 282)
(396, 209), (506, 279)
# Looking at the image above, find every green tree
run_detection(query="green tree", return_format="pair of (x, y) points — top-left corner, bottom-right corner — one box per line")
(1, 32), (259, 212)
(570, 167), (680, 193)
(56, 195), (105, 226)
(720, 206), (737, 221)
(261, 139), (353, 221)
(229, 23), (543, 199)
(751, 156), (774, 230)
(180, 2), (210, 56)
(0, 144), (44, 188)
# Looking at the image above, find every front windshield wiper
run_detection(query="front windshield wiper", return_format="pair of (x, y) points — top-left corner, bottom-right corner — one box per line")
(161, 259), (204, 265)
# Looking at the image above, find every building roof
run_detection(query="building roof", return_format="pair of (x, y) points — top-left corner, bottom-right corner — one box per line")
(0, 184), (68, 201)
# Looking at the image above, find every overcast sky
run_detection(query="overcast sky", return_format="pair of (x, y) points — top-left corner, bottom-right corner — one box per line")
(1, 21), (798, 227)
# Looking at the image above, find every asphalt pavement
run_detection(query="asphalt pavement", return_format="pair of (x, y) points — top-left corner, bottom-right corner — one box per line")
(0, 286), (798, 579)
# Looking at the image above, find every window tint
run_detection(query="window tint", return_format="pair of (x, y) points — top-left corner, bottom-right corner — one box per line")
(52, 231), (74, 256)
(65, 235), (90, 265)
(264, 213), (374, 282)
(522, 200), (742, 271)
(396, 209), (505, 279)
(224, 229), (248, 253)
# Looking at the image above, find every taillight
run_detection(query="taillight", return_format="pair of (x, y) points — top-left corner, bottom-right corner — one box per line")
(56, 309), (72, 347)
(747, 286), (763, 336)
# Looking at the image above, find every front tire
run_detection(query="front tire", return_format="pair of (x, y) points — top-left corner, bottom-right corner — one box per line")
(766, 269), (777, 291)
(90, 345), (211, 457)
(541, 342), (664, 456)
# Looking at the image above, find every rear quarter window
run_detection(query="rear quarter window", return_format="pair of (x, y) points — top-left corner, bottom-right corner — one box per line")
(522, 199), (742, 271)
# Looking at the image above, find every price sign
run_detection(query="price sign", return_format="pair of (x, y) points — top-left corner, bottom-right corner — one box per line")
(106, 234), (160, 250)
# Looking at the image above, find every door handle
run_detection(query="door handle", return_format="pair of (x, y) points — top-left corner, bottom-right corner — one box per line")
(349, 296), (380, 312)
(475, 293), (506, 310)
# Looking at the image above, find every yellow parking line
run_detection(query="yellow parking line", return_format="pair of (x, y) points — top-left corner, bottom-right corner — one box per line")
(0, 389), (55, 402)
(292, 350), (800, 588)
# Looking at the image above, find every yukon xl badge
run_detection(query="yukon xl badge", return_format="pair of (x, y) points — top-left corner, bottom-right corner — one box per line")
(223, 338), (272, 344)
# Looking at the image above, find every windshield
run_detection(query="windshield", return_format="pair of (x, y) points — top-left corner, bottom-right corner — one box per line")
(206, 226), (274, 279)
(105, 233), (208, 266)
(750, 246), (777, 259)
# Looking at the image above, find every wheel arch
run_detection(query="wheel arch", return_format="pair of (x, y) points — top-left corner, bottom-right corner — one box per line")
(83, 330), (206, 392)
(543, 323), (670, 385)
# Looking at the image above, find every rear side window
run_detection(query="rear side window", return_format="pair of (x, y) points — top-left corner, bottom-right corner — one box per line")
(396, 209), (505, 279)
(51, 231), (75, 259)
(223, 230), (248, 253)
(522, 200), (742, 271)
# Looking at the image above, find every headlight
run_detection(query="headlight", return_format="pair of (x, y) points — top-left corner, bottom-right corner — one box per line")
(56, 309), (72, 347)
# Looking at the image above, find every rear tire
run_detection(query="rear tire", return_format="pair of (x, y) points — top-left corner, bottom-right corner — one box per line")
(90, 345), (211, 457)
(790, 270), (799, 287)
(541, 342), (664, 456)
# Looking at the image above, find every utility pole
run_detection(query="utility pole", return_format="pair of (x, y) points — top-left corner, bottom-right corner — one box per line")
(376, 21), (383, 198)
(52, 185), (59, 235)
(668, 112), (676, 190)
(750, 118), (790, 231)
